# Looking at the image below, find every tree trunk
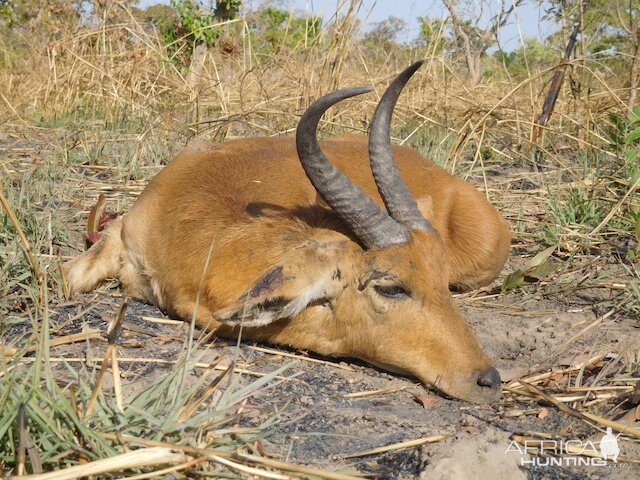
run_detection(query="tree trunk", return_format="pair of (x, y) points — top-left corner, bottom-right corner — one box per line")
(467, 50), (482, 86)
(187, 42), (208, 93)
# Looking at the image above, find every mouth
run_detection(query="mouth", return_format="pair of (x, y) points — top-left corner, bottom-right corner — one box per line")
(365, 358), (503, 403)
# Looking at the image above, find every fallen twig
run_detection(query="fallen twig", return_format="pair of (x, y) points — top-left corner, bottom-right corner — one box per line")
(332, 434), (447, 460)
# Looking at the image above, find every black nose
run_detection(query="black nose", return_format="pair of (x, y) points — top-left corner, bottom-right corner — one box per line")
(476, 367), (501, 389)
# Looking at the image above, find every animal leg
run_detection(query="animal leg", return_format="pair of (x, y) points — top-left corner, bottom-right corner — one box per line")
(444, 188), (510, 291)
(63, 216), (123, 294)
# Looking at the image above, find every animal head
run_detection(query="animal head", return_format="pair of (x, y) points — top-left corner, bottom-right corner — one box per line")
(214, 61), (502, 403)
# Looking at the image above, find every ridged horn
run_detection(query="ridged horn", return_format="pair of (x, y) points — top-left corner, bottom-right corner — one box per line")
(296, 87), (410, 249)
(369, 60), (432, 230)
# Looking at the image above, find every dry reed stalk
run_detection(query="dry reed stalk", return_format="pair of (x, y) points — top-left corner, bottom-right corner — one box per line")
(249, 345), (355, 371)
(84, 299), (127, 417)
(17, 405), (26, 475)
(505, 354), (604, 390)
(591, 174), (640, 235)
(98, 432), (363, 480)
(0, 184), (43, 284)
(521, 382), (640, 438)
(140, 315), (184, 325)
(207, 455), (290, 480)
(56, 253), (71, 300)
(2, 330), (102, 358)
(117, 456), (210, 480)
(333, 435), (447, 459)
(176, 362), (233, 423)
(232, 452), (364, 480)
(342, 386), (409, 398)
(13, 447), (186, 480)
(3, 356), (296, 381)
(546, 308), (616, 360)
(110, 346), (123, 411)
(504, 389), (625, 404)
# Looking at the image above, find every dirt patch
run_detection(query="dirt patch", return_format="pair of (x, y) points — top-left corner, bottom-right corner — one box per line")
(420, 429), (526, 480)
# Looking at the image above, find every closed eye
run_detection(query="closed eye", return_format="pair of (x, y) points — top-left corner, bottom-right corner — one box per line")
(374, 285), (410, 299)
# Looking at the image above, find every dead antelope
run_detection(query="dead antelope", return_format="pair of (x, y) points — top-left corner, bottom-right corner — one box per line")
(64, 61), (510, 403)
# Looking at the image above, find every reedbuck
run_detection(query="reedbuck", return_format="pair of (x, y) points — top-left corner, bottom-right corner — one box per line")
(65, 61), (510, 403)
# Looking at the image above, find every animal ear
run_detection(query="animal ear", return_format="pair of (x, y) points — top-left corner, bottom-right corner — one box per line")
(213, 242), (345, 328)
(416, 195), (434, 223)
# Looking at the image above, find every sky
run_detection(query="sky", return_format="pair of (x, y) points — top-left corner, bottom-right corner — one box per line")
(279, 0), (558, 51)
(141, 0), (559, 52)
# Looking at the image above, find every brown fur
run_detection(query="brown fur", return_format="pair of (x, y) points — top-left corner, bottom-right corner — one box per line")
(64, 135), (510, 402)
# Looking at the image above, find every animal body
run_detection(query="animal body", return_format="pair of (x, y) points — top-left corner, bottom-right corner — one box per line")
(64, 61), (510, 403)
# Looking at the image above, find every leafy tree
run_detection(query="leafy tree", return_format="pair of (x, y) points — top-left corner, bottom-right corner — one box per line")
(213, 0), (241, 22)
(544, 0), (640, 108)
(136, 1), (241, 71)
(0, 0), (12, 25)
(171, 0), (221, 47)
(143, 0), (241, 49)
(362, 16), (407, 52)
(135, 4), (180, 46)
(0, 0), (81, 35)
(247, 6), (321, 54)
(416, 16), (447, 54)
(494, 37), (556, 77)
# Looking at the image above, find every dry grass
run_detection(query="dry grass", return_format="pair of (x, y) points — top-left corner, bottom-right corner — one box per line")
(1, 1), (639, 477)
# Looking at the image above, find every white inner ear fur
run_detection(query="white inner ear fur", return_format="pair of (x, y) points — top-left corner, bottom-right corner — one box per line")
(278, 277), (329, 319)
(216, 277), (332, 328)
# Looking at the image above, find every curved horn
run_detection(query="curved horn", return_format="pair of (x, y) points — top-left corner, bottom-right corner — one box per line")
(296, 87), (410, 249)
(369, 60), (432, 230)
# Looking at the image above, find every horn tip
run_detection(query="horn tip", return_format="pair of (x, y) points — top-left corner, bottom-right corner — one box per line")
(408, 59), (426, 73)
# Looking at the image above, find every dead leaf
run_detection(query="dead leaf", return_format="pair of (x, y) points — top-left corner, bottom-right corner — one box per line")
(255, 440), (266, 457)
(584, 361), (604, 373)
(526, 246), (557, 269)
(501, 269), (526, 292)
(630, 380), (640, 404)
(502, 246), (558, 292)
(413, 394), (439, 409)
(498, 366), (529, 383)
(538, 408), (549, 420)
(547, 372), (567, 385)
(614, 406), (640, 426)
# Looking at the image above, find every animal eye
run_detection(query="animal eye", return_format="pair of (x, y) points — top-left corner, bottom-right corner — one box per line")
(374, 285), (410, 299)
